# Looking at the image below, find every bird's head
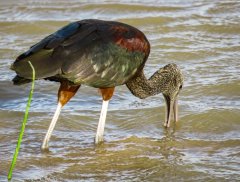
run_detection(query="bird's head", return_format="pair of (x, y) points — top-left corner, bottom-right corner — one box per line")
(158, 63), (183, 127)
(126, 63), (183, 127)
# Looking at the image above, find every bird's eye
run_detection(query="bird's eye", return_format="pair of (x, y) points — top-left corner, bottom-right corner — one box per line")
(179, 85), (183, 89)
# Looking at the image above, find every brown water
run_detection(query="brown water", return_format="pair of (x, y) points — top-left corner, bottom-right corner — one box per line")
(0, 0), (240, 181)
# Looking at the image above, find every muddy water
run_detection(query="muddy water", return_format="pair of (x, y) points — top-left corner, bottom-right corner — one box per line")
(0, 0), (240, 181)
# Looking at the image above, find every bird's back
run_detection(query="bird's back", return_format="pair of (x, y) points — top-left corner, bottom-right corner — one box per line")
(12, 19), (150, 87)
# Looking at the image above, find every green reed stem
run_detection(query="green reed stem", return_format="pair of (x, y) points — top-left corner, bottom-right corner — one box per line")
(8, 61), (35, 180)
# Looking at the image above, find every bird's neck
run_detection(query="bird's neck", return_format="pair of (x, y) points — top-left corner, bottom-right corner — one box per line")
(126, 69), (165, 99)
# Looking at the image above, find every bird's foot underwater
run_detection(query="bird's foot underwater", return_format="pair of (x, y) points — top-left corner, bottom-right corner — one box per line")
(41, 144), (50, 152)
(95, 135), (104, 145)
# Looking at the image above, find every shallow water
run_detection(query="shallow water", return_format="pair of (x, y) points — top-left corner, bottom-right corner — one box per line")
(0, 0), (240, 181)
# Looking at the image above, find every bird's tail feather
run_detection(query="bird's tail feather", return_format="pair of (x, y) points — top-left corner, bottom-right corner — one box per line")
(12, 75), (32, 85)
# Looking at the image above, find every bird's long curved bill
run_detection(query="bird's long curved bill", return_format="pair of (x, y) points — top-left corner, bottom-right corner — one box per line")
(164, 95), (178, 127)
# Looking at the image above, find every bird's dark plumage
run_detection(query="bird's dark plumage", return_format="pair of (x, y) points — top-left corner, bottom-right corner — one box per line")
(12, 19), (150, 88)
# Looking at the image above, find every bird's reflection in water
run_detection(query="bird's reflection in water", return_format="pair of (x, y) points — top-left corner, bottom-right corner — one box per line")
(159, 126), (184, 171)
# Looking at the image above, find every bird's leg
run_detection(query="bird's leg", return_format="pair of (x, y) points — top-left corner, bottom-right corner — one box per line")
(41, 102), (62, 151)
(95, 87), (115, 144)
(41, 81), (80, 151)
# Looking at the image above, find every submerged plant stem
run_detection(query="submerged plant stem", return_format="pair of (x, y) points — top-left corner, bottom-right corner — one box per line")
(8, 61), (35, 180)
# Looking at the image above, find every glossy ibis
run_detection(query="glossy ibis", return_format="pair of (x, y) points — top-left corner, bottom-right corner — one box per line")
(11, 19), (183, 150)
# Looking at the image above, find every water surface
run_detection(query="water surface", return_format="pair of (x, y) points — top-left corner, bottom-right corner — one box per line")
(0, 0), (240, 181)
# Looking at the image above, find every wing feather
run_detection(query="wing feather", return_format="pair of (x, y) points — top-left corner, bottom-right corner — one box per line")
(12, 19), (150, 88)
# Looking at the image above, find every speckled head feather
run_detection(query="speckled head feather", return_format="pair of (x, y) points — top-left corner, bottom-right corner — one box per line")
(157, 63), (184, 99)
(126, 63), (183, 127)
(126, 63), (183, 100)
